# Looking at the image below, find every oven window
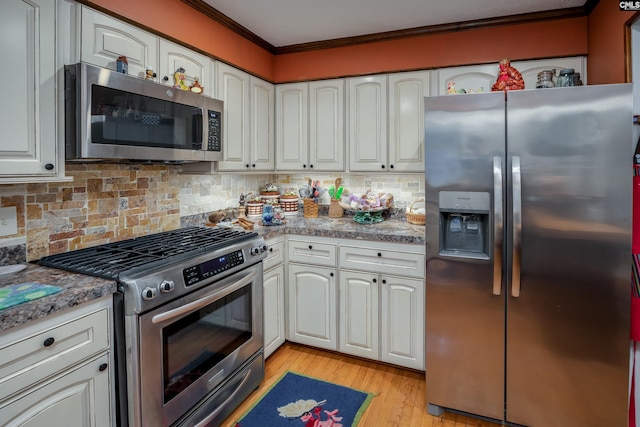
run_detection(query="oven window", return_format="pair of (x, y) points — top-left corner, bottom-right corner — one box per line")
(90, 85), (202, 150)
(162, 286), (252, 403)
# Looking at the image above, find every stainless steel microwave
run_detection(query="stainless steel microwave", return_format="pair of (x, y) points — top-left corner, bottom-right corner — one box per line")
(64, 63), (223, 163)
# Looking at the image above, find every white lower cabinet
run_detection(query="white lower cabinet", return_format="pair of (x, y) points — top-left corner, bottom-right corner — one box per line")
(284, 236), (425, 370)
(264, 238), (285, 358)
(287, 263), (338, 351)
(338, 241), (425, 370)
(0, 297), (113, 426)
(1, 353), (111, 427)
(380, 275), (424, 370)
(339, 270), (379, 360)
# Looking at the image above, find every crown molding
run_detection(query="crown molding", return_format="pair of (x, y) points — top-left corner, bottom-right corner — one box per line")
(183, 1), (596, 55)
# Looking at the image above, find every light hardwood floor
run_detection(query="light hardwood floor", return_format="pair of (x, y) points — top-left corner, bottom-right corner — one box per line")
(220, 342), (502, 427)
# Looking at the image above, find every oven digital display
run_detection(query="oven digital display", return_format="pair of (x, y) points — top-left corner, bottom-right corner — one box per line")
(183, 250), (244, 286)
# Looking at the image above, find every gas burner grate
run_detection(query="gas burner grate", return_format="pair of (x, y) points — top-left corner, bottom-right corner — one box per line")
(39, 227), (258, 280)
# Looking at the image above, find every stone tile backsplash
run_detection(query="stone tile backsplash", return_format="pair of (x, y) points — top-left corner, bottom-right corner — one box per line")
(0, 163), (424, 263)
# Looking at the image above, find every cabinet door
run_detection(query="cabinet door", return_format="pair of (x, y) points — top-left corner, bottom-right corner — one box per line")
(287, 264), (337, 350)
(388, 71), (429, 172)
(250, 76), (275, 171)
(309, 79), (345, 171)
(80, 6), (158, 79)
(159, 40), (212, 97)
(264, 265), (285, 358)
(276, 83), (308, 171)
(512, 57), (586, 90)
(0, 0), (58, 177)
(435, 64), (497, 96)
(381, 276), (425, 370)
(0, 354), (111, 427)
(348, 76), (387, 172)
(339, 270), (379, 360)
(216, 63), (251, 171)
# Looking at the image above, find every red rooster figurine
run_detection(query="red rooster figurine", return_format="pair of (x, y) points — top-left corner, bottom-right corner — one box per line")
(491, 59), (525, 92)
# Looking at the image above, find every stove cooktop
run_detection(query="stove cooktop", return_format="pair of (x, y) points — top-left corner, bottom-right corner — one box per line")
(39, 226), (259, 280)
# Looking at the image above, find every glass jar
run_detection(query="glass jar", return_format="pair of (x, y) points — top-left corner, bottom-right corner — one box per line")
(536, 70), (556, 89)
(557, 68), (576, 87)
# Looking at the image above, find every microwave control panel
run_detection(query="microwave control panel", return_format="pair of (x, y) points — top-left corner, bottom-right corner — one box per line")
(207, 110), (221, 152)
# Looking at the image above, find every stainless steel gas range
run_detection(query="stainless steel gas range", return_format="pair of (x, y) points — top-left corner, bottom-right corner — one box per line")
(40, 226), (268, 427)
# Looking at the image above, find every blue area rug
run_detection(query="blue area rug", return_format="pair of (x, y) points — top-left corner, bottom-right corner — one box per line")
(236, 371), (374, 427)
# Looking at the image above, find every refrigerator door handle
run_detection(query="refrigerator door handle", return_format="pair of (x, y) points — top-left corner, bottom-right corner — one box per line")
(492, 156), (503, 296)
(511, 156), (522, 297)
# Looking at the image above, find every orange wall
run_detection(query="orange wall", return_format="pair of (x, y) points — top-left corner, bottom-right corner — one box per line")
(92, 1), (629, 85)
(85, 0), (275, 80)
(274, 18), (588, 82)
(587, 1), (632, 84)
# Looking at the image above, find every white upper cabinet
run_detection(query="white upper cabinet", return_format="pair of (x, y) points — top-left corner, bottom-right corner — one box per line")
(80, 6), (157, 79)
(435, 64), (497, 96)
(348, 75), (388, 172)
(309, 80), (345, 171)
(276, 80), (344, 171)
(250, 76), (276, 171)
(158, 40), (213, 97)
(388, 71), (429, 172)
(215, 63), (274, 172)
(513, 57), (586, 90)
(0, 0), (64, 182)
(276, 83), (308, 171)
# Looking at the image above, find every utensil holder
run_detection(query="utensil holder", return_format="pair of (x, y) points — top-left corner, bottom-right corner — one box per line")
(328, 199), (343, 218)
(303, 199), (319, 218)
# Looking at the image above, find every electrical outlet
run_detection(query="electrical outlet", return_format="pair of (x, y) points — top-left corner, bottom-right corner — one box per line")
(0, 206), (18, 237)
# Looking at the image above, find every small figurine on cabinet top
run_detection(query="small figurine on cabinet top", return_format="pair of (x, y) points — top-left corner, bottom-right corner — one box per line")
(145, 67), (157, 80)
(116, 56), (128, 74)
(189, 77), (204, 94)
(173, 67), (189, 91)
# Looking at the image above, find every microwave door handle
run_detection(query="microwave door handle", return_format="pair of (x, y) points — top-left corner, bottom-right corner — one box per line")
(151, 269), (257, 324)
(193, 107), (204, 149)
(511, 156), (522, 298)
(493, 156), (503, 296)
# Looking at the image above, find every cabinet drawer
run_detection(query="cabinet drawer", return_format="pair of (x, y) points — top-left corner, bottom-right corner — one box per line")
(288, 239), (337, 267)
(264, 239), (284, 271)
(339, 245), (425, 278)
(0, 306), (110, 402)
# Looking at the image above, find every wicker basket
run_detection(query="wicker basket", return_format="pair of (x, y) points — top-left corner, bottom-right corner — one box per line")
(406, 199), (426, 225)
(303, 199), (319, 218)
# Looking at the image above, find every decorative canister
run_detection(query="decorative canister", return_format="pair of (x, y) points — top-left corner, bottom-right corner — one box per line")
(328, 199), (343, 218)
(260, 194), (279, 205)
(279, 196), (299, 215)
(246, 201), (263, 217)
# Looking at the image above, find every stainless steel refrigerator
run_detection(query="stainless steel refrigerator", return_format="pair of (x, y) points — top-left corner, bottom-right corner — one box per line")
(424, 84), (632, 427)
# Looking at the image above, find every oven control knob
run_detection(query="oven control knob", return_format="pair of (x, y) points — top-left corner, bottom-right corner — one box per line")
(142, 287), (157, 300)
(260, 244), (268, 252)
(250, 246), (260, 255)
(159, 280), (175, 293)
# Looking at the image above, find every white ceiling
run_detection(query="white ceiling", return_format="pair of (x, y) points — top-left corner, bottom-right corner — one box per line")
(202, 0), (587, 47)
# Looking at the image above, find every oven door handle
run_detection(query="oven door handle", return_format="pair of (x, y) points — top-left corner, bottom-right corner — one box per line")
(151, 269), (257, 324)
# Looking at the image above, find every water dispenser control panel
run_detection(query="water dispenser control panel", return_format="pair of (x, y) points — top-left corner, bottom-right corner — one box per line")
(439, 191), (491, 260)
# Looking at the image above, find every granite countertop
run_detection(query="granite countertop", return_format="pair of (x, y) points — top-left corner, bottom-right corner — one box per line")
(0, 216), (424, 332)
(253, 215), (425, 245)
(0, 264), (117, 332)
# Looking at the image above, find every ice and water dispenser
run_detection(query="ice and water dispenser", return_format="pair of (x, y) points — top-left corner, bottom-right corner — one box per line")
(439, 191), (491, 260)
